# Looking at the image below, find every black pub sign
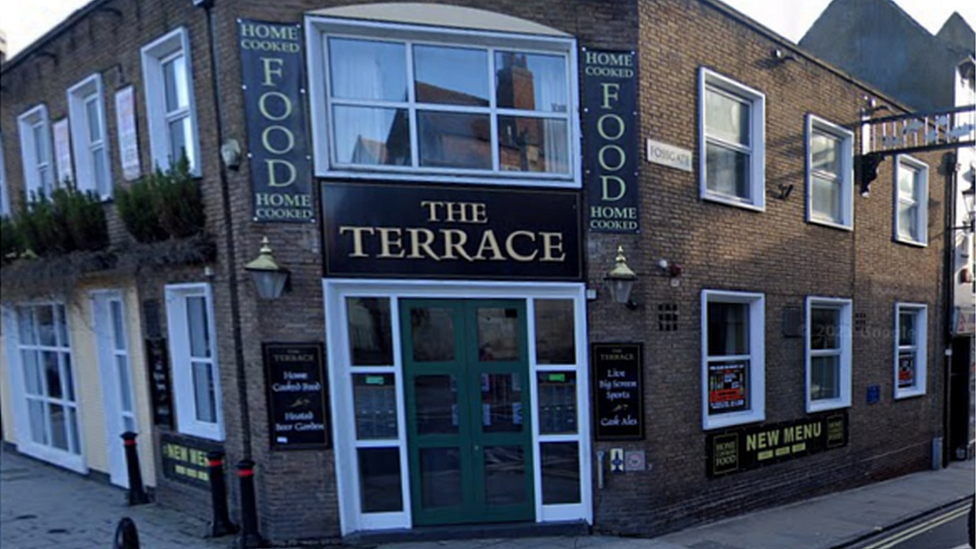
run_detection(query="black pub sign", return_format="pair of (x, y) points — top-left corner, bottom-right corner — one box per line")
(145, 338), (173, 429)
(591, 343), (644, 440)
(321, 182), (582, 280)
(239, 19), (314, 223)
(264, 343), (329, 450)
(160, 433), (220, 489)
(707, 412), (849, 477)
(582, 48), (640, 233)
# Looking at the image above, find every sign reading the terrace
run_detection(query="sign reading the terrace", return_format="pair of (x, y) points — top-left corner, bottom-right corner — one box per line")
(321, 182), (582, 280)
(591, 343), (644, 440)
(264, 343), (329, 450)
(706, 413), (848, 477)
(582, 48), (640, 233)
(239, 19), (314, 223)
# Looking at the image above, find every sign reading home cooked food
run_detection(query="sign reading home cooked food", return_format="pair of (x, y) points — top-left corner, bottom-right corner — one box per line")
(321, 182), (582, 280)
(706, 412), (848, 477)
(591, 343), (644, 440)
(239, 19), (314, 223)
(582, 48), (640, 234)
(264, 342), (329, 450)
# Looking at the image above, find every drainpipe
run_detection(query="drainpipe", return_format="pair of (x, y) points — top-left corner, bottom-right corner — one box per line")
(941, 151), (957, 468)
(198, 0), (254, 462)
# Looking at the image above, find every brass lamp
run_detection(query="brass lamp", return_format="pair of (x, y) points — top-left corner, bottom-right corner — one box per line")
(605, 245), (638, 310)
(245, 237), (290, 299)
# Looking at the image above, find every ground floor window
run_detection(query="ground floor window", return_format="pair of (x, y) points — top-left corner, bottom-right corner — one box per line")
(894, 303), (927, 399)
(325, 281), (590, 534)
(7, 303), (83, 470)
(805, 297), (852, 412)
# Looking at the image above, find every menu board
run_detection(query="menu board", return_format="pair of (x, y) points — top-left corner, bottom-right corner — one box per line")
(591, 343), (644, 440)
(160, 433), (219, 489)
(708, 361), (747, 414)
(145, 338), (174, 429)
(264, 343), (329, 450)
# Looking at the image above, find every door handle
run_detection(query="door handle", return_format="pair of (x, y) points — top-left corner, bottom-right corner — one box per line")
(473, 444), (481, 452)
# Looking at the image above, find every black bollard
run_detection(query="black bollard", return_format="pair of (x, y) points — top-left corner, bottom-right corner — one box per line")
(207, 451), (238, 537)
(120, 432), (150, 505)
(113, 517), (140, 549)
(236, 459), (266, 548)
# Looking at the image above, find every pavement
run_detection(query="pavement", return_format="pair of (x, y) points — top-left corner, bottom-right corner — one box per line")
(1, 444), (973, 549)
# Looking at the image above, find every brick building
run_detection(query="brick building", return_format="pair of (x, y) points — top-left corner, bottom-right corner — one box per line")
(0, 0), (959, 545)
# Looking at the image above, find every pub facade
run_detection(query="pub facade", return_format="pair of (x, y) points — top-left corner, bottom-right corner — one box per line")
(0, 0), (954, 544)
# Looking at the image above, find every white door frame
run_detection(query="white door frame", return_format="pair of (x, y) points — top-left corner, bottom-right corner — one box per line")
(91, 290), (138, 487)
(324, 279), (592, 536)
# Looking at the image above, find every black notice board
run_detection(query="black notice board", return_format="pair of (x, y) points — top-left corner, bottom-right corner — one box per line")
(145, 338), (174, 429)
(591, 343), (644, 440)
(264, 342), (330, 450)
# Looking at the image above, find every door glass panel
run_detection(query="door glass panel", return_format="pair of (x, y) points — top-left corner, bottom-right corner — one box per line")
(49, 403), (68, 450)
(411, 307), (456, 362)
(476, 308), (519, 362)
(66, 407), (81, 454)
(419, 447), (462, 508)
(187, 296), (211, 359)
(18, 308), (36, 345)
(352, 373), (398, 439)
(192, 361), (217, 423)
(346, 297), (393, 366)
(55, 305), (68, 347)
(28, 399), (47, 444)
(62, 354), (75, 402)
(484, 445), (526, 505)
(480, 373), (523, 433)
(534, 300), (575, 364)
(117, 355), (133, 412)
(537, 372), (577, 434)
(358, 447), (403, 513)
(43, 351), (62, 399)
(37, 306), (56, 347)
(110, 300), (126, 351)
(22, 351), (41, 395)
(415, 374), (458, 435)
(541, 442), (580, 504)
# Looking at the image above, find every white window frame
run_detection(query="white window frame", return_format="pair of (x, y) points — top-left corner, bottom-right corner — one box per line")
(698, 67), (765, 211)
(1, 302), (86, 473)
(701, 290), (765, 430)
(141, 27), (200, 176)
(67, 73), (113, 199)
(165, 283), (224, 440)
(806, 114), (854, 230)
(0, 131), (8, 216)
(305, 16), (581, 188)
(894, 302), (928, 399)
(893, 155), (929, 246)
(805, 297), (853, 412)
(17, 104), (55, 200)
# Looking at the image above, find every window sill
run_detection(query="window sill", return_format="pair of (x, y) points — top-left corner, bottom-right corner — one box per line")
(808, 217), (853, 232)
(807, 398), (850, 413)
(894, 388), (926, 400)
(701, 192), (765, 212)
(894, 236), (927, 248)
(703, 410), (765, 431)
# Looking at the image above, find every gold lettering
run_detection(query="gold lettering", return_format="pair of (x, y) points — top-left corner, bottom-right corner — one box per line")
(406, 228), (439, 260)
(441, 229), (472, 261)
(505, 231), (537, 262)
(597, 114), (625, 140)
(599, 144), (626, 171)
(260, 58), (285, 87)
(472, 230), (505, 260)
(262, 125), (295, 155)
(338, 226), (374, 258)
(265, 159), (297, 187)
(539, 232), (566, 262)
(445, 202), (466, 222)
(600, 82), (620, 109)
(601, 175), (626, 201)
(258, 91), (293, 121)
(420, 201), (442, 222)
(471, 203), (488, 224)
(376, 228), (405, 258)
(746, 434), (758, 452)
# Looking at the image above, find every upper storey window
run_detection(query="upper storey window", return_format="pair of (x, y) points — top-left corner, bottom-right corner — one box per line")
(307, 18), (579, 187)
(141, 27), (200, 175)
(18, 105), (55, 200)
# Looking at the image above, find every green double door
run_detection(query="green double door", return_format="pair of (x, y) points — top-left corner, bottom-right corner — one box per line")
(400, 299), (534, 526)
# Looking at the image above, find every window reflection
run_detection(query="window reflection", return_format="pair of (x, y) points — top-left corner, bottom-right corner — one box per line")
(414, 45), (489, 106)
(347, 297), (393, 366)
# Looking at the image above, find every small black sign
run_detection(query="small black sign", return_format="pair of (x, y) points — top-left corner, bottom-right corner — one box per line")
(321, 182), (583, 281)
(592, 343), (644, 440)
(582, 48), (640, 233)
(160, 433), (220, 489)
(264, 342), (329, 450)
(239, 19), (314, 222)
(706, 412), (849, 477)
(145, 338), (173, 429)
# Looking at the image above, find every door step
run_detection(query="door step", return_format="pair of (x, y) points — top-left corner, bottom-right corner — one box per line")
(345, 519), (589, 545)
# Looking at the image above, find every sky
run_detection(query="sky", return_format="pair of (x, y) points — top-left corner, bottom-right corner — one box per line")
(0, 0), (974, 58)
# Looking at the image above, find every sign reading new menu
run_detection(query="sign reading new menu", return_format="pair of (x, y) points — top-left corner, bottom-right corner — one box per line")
(582, 48), (640, 233)
(264, 343), (329, 450)
(591, 343), (644, 440)
(239, 19), (314, 223)
(321, 182), (582, 280)
(706, 412), (848, 477)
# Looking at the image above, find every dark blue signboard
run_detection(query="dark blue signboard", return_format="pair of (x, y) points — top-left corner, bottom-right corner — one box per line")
(582, 48), (640, 233)
(321, 182), (582, 281)
(239, 19), (314, 222)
